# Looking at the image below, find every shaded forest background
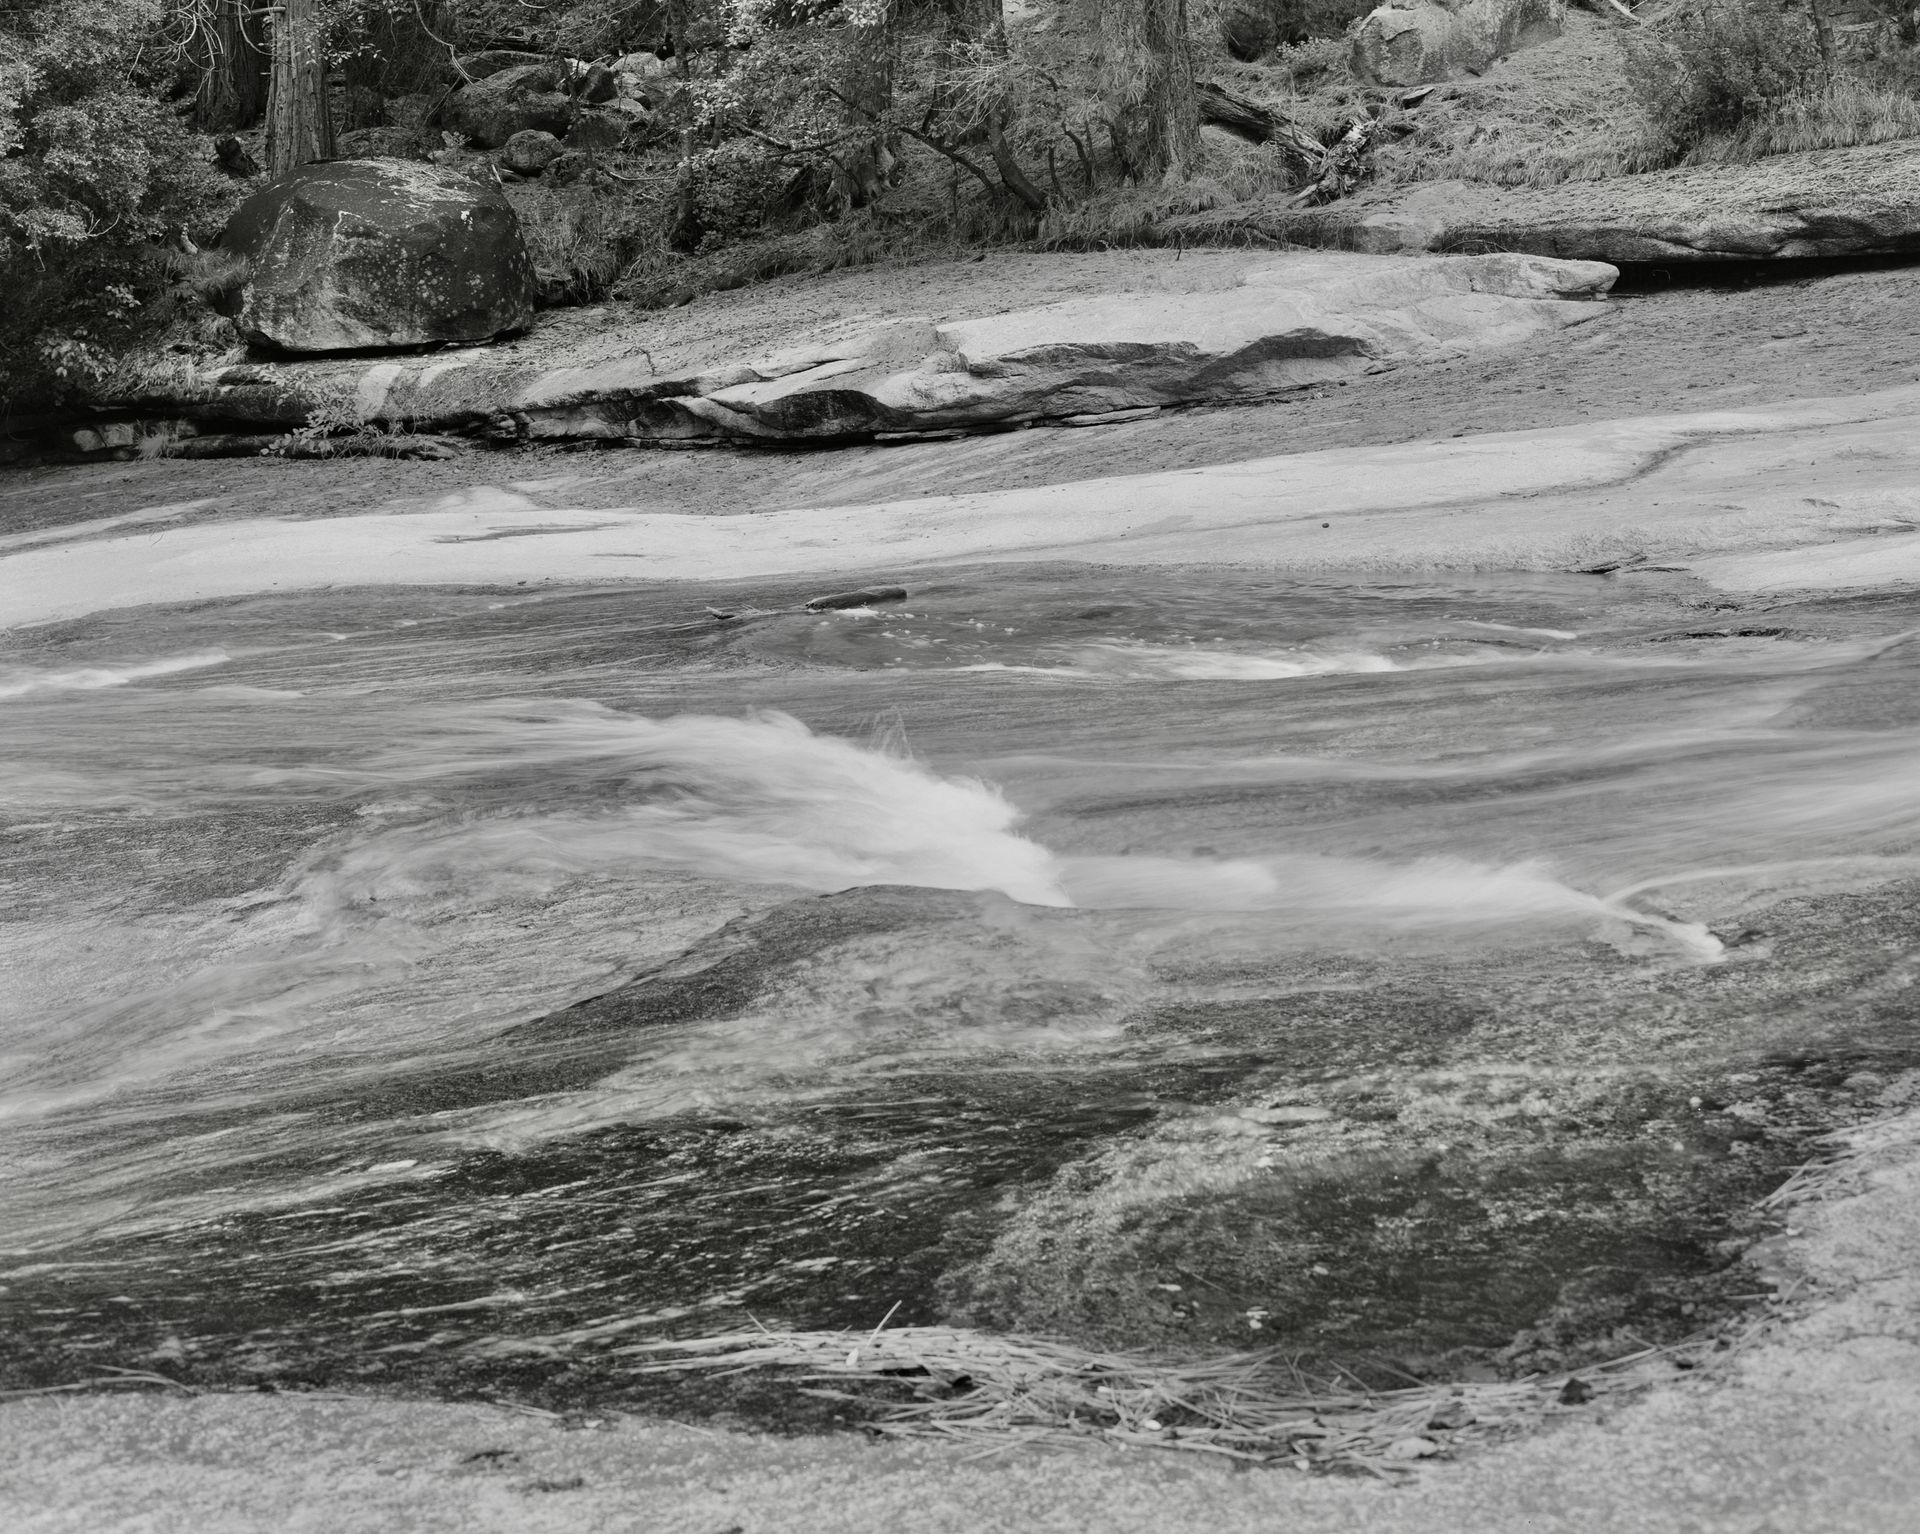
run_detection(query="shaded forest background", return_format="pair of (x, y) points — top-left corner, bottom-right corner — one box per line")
(6, 0), (1920, 407)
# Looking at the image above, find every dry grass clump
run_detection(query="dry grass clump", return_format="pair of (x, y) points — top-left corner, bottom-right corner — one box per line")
(1371, 12), (1673, 187)
(509, 177), (677, 308)
(1667, 74), (1920, 165)
(1335, 3), (1920, 189)
(624, 1321), (1704, 1470)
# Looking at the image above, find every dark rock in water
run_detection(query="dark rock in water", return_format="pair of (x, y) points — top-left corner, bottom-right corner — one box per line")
(222, 160), (536, 354)
(444, 61), (572, 149)
(806, 586), (909, 611)
(500, 128), (564, 176)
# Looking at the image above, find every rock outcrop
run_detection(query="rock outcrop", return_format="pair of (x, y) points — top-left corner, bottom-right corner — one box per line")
(1165, 137), (1920, 262)
(1351, 0), (1565, 86)
(117, 249), (1612, 443)
(222, 160), (536, 354)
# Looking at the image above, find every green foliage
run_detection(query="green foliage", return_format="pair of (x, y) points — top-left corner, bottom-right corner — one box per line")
(0, 0), (232, 407)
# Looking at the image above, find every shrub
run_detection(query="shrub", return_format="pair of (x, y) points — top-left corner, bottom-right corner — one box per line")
(1625, 0), (1920, 165)
(1626, 0), (1826, 158)
(0, 0), (233, 409)
(510, 174), (673, 304)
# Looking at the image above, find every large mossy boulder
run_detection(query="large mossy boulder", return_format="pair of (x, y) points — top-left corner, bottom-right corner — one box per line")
(443, 61), (573, 148)
(222, 159), (536, 354)
(1351, 0), (1564, 85)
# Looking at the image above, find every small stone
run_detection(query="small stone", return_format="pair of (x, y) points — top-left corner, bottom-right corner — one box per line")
(1842, 1071), (1886, 1097)
(1383, 1435), (1442, 1460)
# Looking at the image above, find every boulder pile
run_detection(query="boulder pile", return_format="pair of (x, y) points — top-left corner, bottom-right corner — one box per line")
(437, 50), (668, 176)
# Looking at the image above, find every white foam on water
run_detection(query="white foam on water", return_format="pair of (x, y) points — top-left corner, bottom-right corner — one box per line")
(952, 642), (1526, 681)
(0, 650), (231, 700)
(1060, 851), (1724, 959)
(1458, 619), (1580, 640)
(275, 703), (1069, 913)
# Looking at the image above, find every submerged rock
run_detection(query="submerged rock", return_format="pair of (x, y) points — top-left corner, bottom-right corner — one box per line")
(222, 159), (536, 354)
(1352, 0), (1565, 87)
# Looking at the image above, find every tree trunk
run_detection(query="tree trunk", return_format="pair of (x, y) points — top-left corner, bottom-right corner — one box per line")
(1103, 0), (1201, 182)
(834, 13), (896, 212)
(195, 0), (269, 131)
(267, 0), (335, 177)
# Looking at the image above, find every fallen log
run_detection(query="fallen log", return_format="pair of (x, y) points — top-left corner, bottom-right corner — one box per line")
(1195, 81), (1322, 178)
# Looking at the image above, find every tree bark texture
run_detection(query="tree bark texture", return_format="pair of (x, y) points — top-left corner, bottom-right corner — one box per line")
(1103, 0), (1201, 182)
(267, 0), (335, 177)
(194, 0), (269, 131)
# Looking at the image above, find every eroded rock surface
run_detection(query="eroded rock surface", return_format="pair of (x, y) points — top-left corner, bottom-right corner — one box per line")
(135, 249), (1613, 442)
(221, 159), (536, 354)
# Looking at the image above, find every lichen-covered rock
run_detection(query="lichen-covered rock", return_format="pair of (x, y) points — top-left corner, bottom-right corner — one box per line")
(443, 61), (572, 149)
(1351, 0), (1564, 86)
(222, 159), (535, 354)
(500, 128), (564, 175)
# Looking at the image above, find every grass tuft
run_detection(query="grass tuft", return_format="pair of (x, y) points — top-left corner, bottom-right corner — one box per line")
(623, 1322), (1713, 1469)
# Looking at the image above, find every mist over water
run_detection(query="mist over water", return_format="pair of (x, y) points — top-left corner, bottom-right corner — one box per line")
(3, 564), (1919, 1309)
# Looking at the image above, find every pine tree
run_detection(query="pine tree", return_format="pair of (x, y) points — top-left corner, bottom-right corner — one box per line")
(266, 0), (334, 176)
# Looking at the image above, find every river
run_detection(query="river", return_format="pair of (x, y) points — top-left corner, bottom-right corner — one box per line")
(4, 548), (1917, 1408)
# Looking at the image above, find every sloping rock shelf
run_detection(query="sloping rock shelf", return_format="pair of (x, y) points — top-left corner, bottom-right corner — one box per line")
(1169, 138), (1920, 264)
(106, 250), (1613, 451)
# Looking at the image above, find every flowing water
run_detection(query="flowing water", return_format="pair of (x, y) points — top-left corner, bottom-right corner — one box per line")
(4, 559), (1919, 1406)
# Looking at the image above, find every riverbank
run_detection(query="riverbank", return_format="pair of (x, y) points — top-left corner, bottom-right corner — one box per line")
(9, 250), (1920, 542)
